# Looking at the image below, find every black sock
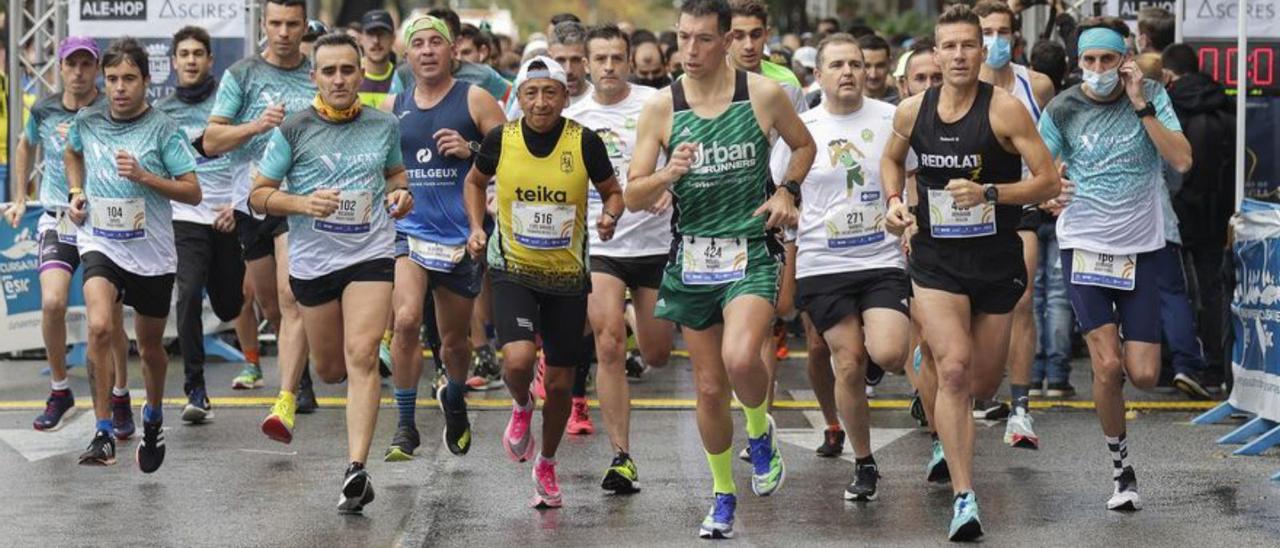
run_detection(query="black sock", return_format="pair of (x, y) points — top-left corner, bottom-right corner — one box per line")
(855, 455), (876, 467)
(1011, 384), (1030, 412)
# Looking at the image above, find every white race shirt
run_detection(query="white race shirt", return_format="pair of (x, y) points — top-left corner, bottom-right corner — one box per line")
(564, 84), (672, 258)
(771, 98), (905, 279)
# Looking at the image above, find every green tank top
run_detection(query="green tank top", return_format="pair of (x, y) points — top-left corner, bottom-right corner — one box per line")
(668, 70), (771, 239)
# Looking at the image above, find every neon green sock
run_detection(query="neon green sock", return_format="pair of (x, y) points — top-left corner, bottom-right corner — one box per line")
(743, 400), (769, 438)
(705, 448), (736, 495)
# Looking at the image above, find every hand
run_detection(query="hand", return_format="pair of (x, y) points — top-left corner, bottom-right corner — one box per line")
(4, 201), (26, 228)
(752, 191), (798, 230)
(597, 210), (618, 242)
(115, 150), (150, 184)
(434, 129), (472, 160)
(212, 206), (237, 233)
(485, 191), (497, 216)
(663, 142), (697, 184)
(647, 189), (673, 215)
(900, 223), (917, 255)
(467, 228), (488, 259)
(56, 122), (70, 140)
(257, 103), (286, 134)
(386, 189), (414, 219)
(885, 200), (915, 237)
(1119, 61), (1146, 109)
(946, 178), (985, 208)
(305, 189), (342, 218)
(69, 194), (88, 225)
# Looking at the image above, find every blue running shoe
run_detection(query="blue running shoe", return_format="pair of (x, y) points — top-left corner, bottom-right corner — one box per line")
(182, 387), (213, 424)
(698, 492), (736, 539)
(748, 415), (785, 496)
(948, 491), (983, 541)
(33, 389), (76, 431)
(926, 439), (950, 484)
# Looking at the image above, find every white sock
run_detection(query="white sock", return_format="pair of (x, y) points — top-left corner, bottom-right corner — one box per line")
(112, 386), (129, 397)
(51, 378), (71, 391)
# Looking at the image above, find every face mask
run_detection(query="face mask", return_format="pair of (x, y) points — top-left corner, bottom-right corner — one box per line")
(1082, 67), (1119, 95)
(983, 34), (1011, 68)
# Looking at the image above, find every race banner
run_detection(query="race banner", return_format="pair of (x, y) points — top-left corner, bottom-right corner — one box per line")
(1182, 0), (1280, 39)
(68, 0), (248, 100)
(1229, 198), (1280, 423)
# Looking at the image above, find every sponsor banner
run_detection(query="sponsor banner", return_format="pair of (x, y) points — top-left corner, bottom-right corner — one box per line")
(1229, 198), (1280, 423)
(70, 0), (245, 38)
(0, 204), (230, 354)
(1183, 0), (1280, 39)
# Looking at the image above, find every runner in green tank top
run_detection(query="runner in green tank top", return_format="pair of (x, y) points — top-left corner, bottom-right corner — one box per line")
(625, 0), (816, 539)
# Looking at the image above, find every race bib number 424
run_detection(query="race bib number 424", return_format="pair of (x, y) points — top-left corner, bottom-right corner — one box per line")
(681, 236), (747, 285)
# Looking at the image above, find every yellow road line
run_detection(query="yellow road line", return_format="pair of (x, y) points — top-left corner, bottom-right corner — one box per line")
(0, 397), (1219, 411)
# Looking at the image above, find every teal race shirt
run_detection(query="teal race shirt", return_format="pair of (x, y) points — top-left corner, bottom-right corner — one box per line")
(209, 56), (315, 213)
(25, 92), (100, 209)
(69, 103), (198, 276)
(258, 107), (403, 280)
(157, 91), (236, 225)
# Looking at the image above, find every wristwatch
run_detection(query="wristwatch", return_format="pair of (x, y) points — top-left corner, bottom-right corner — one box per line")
(467, 140), (482, 155)
(781, 180), (802, 206)
(1134, 103), (1156, 119)
(983, 184), (999, 203)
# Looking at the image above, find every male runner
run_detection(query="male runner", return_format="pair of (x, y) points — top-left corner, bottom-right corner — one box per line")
(465, 56), (622, 509)
(773, 33), (911, 501)
(66, 38), (201, 471)
(727, 0), (808, 111)
(5, 37), (131, 437)
(627, 0), (816, 538)
(204, 0), (319, 435)
(858, 34), (899, 104)
(356, 9), (398, 108)
(379, 15), (505, 461)
(250, 33), (412, 513)
(882, 5), (1059, 540)
(975, 0), (1056, 445)
(564, 23), (674, 494)
(156, 26), (248, 424)
(1037, 17), (1192, 512)
(390, 8), (512, 104)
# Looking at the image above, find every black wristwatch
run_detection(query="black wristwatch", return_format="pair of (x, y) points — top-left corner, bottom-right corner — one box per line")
(1134, 103), (1156, 119)
(983, 184), (999, 203)
(781, 180), (802, 206)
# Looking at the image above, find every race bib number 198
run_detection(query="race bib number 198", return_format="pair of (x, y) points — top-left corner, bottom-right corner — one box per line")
(1071, 249), (1136, 291)
(681, 236), (747, 285)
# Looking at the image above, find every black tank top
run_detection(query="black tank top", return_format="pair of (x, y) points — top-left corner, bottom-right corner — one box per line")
(910, 82), (1022, 243)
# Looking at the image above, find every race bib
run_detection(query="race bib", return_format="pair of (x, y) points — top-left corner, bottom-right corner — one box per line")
(511, 201), (575, 249)
(927, 189), (995, 238)
(90, 197), (146, 241)
(824, 202), (885, 248)
(1071, 249), (1137, 291)
(407, 237), (465, 273)
(55, 210), (78, 245)
(681, 236), (747, 285)
(315, 190), (373, 234)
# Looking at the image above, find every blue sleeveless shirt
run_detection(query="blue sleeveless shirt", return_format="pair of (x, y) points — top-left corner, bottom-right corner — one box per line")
(393, 81), (481, 246)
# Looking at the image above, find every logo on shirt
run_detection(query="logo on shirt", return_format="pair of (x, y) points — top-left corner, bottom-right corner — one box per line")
(145, 43), (172, 86)
(515, 186), (569, 203)
(827, 139), (867, 197)
(689, 141), (758, 175)
(560, 152), (574, 173)
(595, 129), (625, 160)
(416, 147), (433, 164)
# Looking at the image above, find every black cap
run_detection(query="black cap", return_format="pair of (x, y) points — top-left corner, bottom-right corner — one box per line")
(361, 10), (395, 33)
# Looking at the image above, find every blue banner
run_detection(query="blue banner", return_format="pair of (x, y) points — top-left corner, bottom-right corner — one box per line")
(1230, 198), (1280, 422)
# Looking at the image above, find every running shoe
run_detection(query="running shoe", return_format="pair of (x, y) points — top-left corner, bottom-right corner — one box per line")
(1045, 381), (1076, 399)
(338, 463), (376, 514)
(182, 387), (213, 424)
(926, 439), (950, 484)
(909, 391), (928, 428)
(1106, 467), (1142, 511)
(297, 367), (318, 414)
(78, 430), (117, 466)
(748, 415), (785, 496)
(843, 463), (880, 501)
(737, 447), (750, 463)
(137, 419), (166, 473)
(972, 399), (1011, 421)
(231, 363), (264, 389)
(531, 457), (563, 509)
(601, 452), (641, 494)
(384, 423), (421, 462)
(466, 346), (503, 390)
(503, 399), (536, 462)
(111, 393), (135, 440)
(1173, 372), (1212, 401)
(531, 356), (547, 401)
(865, 361), (885, 386)
(1029, 380), (1045, 398)
(261, 392), (297, 444)
(698, 493), (737, 539)
(378, 338), (393, 377)
(624, 350), (647, 381)
(773, 321), (789, 360)
(1003, 408), (1040, 450)
(33, 389), (76, 431)
(815, 427), (845, 458)
(438, 385), (472, 455)
(948, 491), (984, 542)
(567, 397), (595, 435)
(865, 385), (877, 399)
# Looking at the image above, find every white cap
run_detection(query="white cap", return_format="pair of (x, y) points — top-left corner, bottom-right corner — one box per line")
(521, 39), (549, 62)
(794, 46), (817, 70)
(515, 55), (568, 90)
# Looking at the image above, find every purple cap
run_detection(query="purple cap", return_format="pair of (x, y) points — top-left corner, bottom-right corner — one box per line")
(58, 37), (100, 61)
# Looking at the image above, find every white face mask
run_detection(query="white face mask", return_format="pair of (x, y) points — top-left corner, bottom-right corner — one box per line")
(1083, 67), (1119, 95)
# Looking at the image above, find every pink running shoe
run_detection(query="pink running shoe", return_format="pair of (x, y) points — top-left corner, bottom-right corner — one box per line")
(566, 397), (595, 435)
(531, 456), (563, 508)
(503, 400), (537, 462)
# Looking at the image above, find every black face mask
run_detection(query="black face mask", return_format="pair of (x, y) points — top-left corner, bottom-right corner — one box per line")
(630, 74), (673, 89)
(175, 75), (217, 104)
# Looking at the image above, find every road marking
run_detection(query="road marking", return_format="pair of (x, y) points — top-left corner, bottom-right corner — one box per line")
(237, 448), (299, 456)
(0, 412), (94, 461)
(776, 391), (914, 460)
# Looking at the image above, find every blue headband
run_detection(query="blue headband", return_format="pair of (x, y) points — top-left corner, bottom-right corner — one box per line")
(1077, 27), (1127, 55)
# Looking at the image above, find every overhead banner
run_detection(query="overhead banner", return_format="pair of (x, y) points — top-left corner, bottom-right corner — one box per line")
(1229, 199), (1280, 423)
(1182, 0), (1280, 39)
(67, 0), (248, 99)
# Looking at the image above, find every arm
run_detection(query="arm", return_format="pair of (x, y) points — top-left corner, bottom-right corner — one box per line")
(1029, 69), (1056, 110)
(378, 93), (396, 113)
(470, 86), (508, 136)
(882, 95), (921, 235)
(592, 176), (624, 241)
(123, 165), (202, 205)
(64, 146), (88, 224)
(4, 136), (36, 226)
(1123, 68), (1192, 173)
(246, 128), (339, 217)
(384, 168), (413, 219)
(625, 93), (687, 212)
(961, 92), (1059, 206)
(463, 166), (492, 257)
(753, 80), (814, 229)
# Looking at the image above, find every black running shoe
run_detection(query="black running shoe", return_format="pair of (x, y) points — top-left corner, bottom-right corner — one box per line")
(338, 463), (376, 514)
(438, 385), (472, 455)
(909, 391), (928, 427)
(1045, 381), (1076, 399)
(1173, 372), (1212, 401)
(297, 367), (318, 415)
(137, 420), (166, 473)
(384, 423), (421, 462)
(843, 463), (880, 501)
(972, 399), (1011, 420)
(865, 361), (885, 387)
(624, 351), (647, 381)
(78, 430), (117, 466)
(815, 428), (845, 458)
(601, 452), (641, 494)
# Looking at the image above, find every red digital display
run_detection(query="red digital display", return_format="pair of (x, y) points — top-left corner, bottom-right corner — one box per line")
(1191, 41), (1279, 93)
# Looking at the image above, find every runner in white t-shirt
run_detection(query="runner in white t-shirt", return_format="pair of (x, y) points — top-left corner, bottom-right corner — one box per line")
(769, 34), (911, 502)
(563, 25), (674, 494)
